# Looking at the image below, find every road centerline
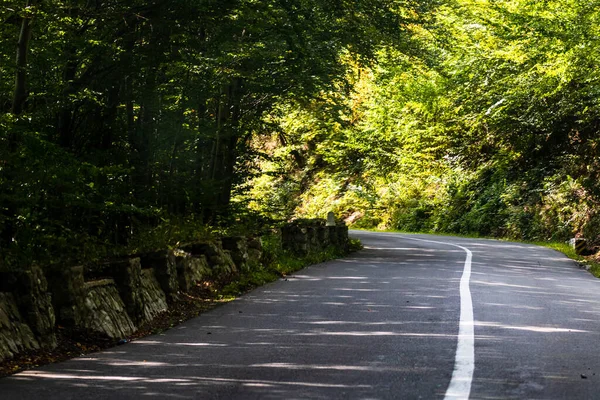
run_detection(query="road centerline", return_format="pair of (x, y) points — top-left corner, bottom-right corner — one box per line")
(398, 236), (474, 400)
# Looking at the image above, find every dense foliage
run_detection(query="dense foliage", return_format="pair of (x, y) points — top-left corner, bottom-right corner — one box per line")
(248, 0), (600, 243)
(5, 0), (599, 270)
(0, 0), (436, 268)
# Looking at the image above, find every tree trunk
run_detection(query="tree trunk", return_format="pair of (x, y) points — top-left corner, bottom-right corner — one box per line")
(216, 78), (243, 213)
(57, 53), (78, 149)
(205, 78), (243, 221)
(4, 0), (37, 246)
(11, 0), (36, 116)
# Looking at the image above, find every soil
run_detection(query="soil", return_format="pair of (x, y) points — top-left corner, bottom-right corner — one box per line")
(0, 283), (230, 378)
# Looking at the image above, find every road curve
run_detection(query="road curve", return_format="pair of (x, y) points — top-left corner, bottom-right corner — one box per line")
(2, 231), (600, 399)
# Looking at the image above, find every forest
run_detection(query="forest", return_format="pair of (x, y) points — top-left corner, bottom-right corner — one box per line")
(1, 0), (599, 270)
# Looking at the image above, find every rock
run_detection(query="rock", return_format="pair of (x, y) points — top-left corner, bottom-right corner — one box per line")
(81, 280), (136, 339)
(84, 279), (115, 289)
(336, 223), (350, 253)
(0, 292), (40, 362)
(281, 224), (309, 256)
(138, 269), (168, 323)
(326, 211), (336, 227)
(212, 251), (238, 280)
(183, 241), (222, 258)
(307, 226), (321, 252)
(140, 250), (179, 302)
(47, 266), (86, 329)
(175, 251), (211, 292)
(247, 237), (263, 267)
(327, 226), (339, 246)
(104, 257), (145, 324)
(317, 227), (330, 248)
(12, 265), (57, 349)
(222, 236), (249, 272)
(183, 241), (238, 282)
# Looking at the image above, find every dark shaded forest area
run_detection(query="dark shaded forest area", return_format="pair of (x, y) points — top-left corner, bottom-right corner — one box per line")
(2, 0), (600, 270)
(0, 0), (434, 269)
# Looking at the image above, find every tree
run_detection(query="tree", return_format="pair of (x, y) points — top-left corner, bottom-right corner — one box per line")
(1, 0), (436, 268)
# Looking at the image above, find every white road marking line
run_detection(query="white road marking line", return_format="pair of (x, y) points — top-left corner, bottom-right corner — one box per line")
(445, 246), (473, 400)
(396, 236), (474, 400)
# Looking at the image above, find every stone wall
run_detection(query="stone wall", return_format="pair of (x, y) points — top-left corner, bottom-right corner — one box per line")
(47, 266), (136, 339)
(281, 219), (349, 256)
(0, 218), (349, 362)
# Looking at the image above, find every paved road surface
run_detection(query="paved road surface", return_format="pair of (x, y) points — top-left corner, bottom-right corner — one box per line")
(2, 231), (600, 399)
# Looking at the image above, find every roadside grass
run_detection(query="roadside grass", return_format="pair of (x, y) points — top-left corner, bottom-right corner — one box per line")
(531, 241), (600, 278)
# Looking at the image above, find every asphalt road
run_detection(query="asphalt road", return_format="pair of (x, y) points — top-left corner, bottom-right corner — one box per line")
(2, 231), (600, 399)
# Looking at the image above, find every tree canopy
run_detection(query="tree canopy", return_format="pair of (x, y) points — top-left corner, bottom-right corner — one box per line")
(3, 0), (599, 269)
(247, 0), (600, 243)
(1, 0), (438, 268)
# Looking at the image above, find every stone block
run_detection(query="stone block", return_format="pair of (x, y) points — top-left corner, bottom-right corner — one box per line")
(248, 237), (263, 250)
(326, 211), (336, 226)
(336, 224), (350, 253)
(47, 266), (86, 328)
(247, 237), (263, 266)
(307, 227), (321, 253)
(105, 258), (145, 324)
(175, 252), (211, 292)
(317, 226), (330, 247)
(281, 225), (309, 256)
(222, 236), (249, 271)
(138, 269), (168, 323)
(82, 280), (136, 339)
(212, 250), (238, 279)
(140, 250), (179, 302)
(327, 226), (339, 246)
(282, 219), (348, 256)
(183, 241), (238, 280)
(183, 241), (222, 258)
(0, 292), (39, 362)
(12, 265), (57, 349)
